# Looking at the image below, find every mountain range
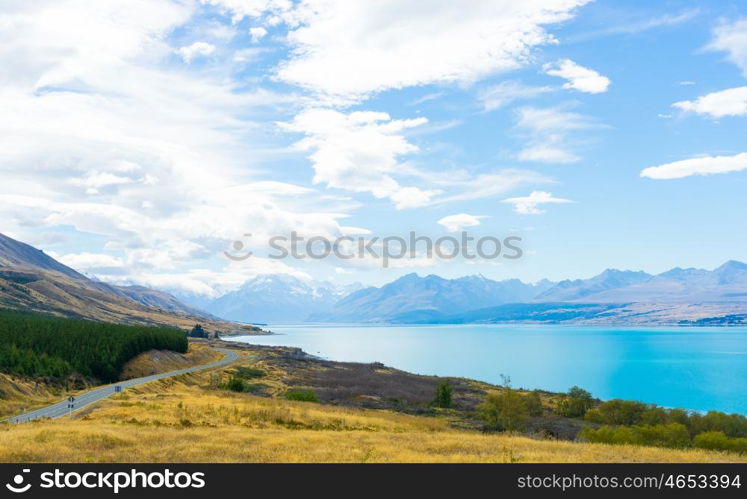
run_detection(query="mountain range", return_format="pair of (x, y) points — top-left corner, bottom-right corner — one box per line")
(309, 273), (554, 323)
(177, 260), (747, 325)
(3, 232), (747, 326)
(0, 233), (253, 333)
(177, 275), (361, 324)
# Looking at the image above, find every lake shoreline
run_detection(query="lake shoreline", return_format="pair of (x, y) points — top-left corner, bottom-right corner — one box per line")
(229, 324), (747, 415)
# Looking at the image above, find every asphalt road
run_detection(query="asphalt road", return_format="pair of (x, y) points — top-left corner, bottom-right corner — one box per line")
(4, 347), (239, 424)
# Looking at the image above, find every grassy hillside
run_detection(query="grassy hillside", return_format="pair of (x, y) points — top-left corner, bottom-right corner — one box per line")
(1, 343), (744, 463)
(119, 343), (222, 380)
(0, 233), (261, 334)
(0, 268), (257, 335)
(0, 343), (218, 418)
(0, 355), (743, 463)
(0, 372), (93, 419)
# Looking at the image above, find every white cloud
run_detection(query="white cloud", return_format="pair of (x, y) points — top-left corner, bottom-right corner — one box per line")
(516, 106), (598, 131)
(57, 252), (126, 274)
(108, 260), (313, 298)
(543, 59), (610, 94)
(431, 170), (551, 204)
(233, 47), (265, 63)
(75, 170), (135, 195)
(479, 81), (552, 111)
(437, 214), (487, 232)
(280, 108), (441, 209)
(410, 92), (445, 106)
(503, 190), (572, 214)
(673, 86), (747, 118)
(640, 152), (747, 180)
(0, 0), (587, 291)
(514, 106), (600, 163)
(280, 108), (551, 208)
(201, 0), (291, 24)
(610, 8), (699, 34)
(707, 18), (747, 76)
(215, 0), (592, 101)
(249, 26), (268, 42)
(177, 41), (216, 62)
(518, 145), (578, 163)
(567, 8), (699, 41)
(0, 0), (354, 289)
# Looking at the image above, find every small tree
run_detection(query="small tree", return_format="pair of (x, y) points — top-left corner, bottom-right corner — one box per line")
(226, 377), (247, 392)
(477, 375), (528, 432)
(478, 389), (528, 431)
(432, 380), (453, 408)
(188, 324), (206, 338)
(557, 386), (594, 418)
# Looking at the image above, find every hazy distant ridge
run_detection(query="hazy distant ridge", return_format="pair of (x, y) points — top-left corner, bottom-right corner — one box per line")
(193, 261), (747, 325)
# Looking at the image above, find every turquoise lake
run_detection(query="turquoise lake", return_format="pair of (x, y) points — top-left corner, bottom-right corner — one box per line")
(233, 324), (747, 414)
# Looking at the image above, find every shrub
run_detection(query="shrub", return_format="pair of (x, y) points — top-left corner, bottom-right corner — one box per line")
(665, 408), (691, 427)
(635, 423), (691, 448)
(284, 389), (319, 403)
(220, 376), (264, 394)
(584, 399), (648, 425)
(478, 389), (529, 431)
(690, 411), (747, 438)
(232, 366), (266, 380)
(582, 402), (747, 440)
(225, 377), (248, 392)
(432, 380), (453, 408)
(640, 407), (668, 425)
(525, 390), (544, 417)
(580, 423), (691, 449)
(694, 432), (747, 454)
(556, 386), (594, 418)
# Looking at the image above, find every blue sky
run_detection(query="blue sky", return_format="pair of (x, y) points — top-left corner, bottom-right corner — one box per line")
(1, 0), (746, 295)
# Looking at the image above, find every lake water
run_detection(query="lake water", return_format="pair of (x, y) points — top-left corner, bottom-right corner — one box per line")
(232, 324), (747, 414)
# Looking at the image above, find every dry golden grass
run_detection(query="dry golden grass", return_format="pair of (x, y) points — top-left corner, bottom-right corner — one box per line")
(0, 344), (219, 418)
(0, 374), (57, 418)
(1, 369), (745, 463)
(0, 373), (94, 419)
(120, 343), (222, 380)
(5, 422), (746, 463)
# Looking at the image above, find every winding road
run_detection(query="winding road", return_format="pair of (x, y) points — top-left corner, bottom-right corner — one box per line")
(4, 347), (238, 424)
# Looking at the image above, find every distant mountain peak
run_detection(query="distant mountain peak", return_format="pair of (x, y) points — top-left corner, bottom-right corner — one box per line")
(712, 260), (747, 285)
(657, 266), (707, 280)
(396, 272), (422, 282)
(537, 268), (652, 302)
(716, 260), (747, 272)
(456, 273), (490, 282)
(194, 274), (363, 323)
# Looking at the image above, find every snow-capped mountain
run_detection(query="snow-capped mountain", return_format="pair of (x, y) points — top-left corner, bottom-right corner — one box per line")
(179, 274), (361, 324)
